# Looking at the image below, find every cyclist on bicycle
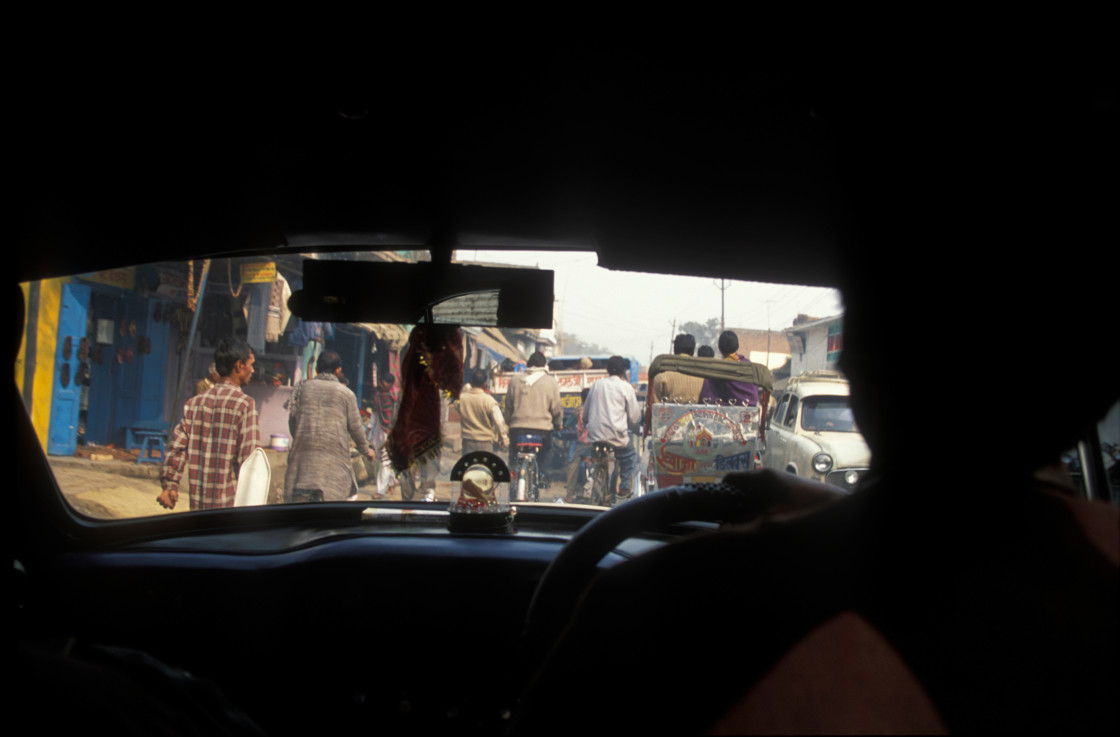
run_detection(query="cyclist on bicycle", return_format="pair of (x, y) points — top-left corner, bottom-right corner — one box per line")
(503, 351), (563, 481)
(583, 355), (642, 501)
(457, 369), (509, 456)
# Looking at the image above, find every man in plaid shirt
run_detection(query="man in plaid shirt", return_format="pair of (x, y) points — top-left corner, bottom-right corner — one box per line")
(158, 338), (261, 510)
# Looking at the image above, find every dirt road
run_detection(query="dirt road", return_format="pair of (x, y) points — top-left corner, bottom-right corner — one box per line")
(47, 454), (417, 519)
(49, 461), (176, 518)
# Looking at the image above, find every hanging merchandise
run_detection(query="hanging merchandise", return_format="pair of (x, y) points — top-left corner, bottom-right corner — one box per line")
(265, 273), (292, 344)
(310, 338), (322, 376)
(286, 319), (314, 347)
(282, 276), (306, 347)
(227, 258), (243, 298)
(187, 259), (211, 312)
(246, 282), (269, 355)
(389, 350), (402, 397)
(299, 337), (322, 383)
(172, 307), (193, 352)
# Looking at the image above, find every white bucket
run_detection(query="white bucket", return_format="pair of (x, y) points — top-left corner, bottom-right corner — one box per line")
(270, 434), (291, 452)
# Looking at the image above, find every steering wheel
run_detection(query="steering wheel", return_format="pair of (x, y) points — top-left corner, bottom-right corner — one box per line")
(521, 482), (774, 669)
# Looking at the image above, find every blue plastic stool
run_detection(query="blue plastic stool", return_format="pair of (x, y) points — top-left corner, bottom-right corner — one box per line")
(135, 430), (166, 464)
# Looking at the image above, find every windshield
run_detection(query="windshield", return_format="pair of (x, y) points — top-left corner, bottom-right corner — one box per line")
(18, 248), (859, 519)
(800, 396), (859, 433)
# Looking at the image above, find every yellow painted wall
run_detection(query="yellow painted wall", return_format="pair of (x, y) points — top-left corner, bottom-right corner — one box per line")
(16, 283), (28, 396)
(17, 278), (63, 451)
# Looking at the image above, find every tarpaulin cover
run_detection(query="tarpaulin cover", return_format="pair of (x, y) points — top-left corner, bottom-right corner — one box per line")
(647, 354), (774, 393)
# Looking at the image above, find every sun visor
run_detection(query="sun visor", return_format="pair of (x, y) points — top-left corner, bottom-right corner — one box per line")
(288, 260), (554, 328)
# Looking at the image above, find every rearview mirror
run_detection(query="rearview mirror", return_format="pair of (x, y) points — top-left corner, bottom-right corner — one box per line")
(288, 260), (554, 327)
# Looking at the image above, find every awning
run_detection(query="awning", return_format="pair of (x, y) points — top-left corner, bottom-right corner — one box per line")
(356, 323), (412, 351)
(473, 327), (526, 363)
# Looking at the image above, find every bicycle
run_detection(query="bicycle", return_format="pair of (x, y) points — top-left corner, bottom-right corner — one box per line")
(585, 442), (616, 507)
(512, 433), (543, 502)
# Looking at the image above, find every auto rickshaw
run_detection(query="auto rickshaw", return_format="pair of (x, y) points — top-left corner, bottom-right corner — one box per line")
(640, 354), (774, 492)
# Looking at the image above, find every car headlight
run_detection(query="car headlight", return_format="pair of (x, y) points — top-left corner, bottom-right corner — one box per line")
(844, 469), (861, 486)
(811, 453), (833, 474)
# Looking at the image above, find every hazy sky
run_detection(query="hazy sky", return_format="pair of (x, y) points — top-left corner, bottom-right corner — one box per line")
(467, 250), (844, 363)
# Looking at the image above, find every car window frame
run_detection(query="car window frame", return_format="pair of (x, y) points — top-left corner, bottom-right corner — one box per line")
(783, 394), (800, 430)
(771, 393), (790, 429)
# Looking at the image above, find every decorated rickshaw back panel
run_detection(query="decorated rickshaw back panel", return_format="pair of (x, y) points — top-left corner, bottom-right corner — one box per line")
(648, 403), (761, 487)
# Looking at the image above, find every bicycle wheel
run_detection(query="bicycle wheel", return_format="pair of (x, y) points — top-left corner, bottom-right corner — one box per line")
(514, 457), (529, 502)
(528, 458), (540, 502)
(589, 464), (609, 507)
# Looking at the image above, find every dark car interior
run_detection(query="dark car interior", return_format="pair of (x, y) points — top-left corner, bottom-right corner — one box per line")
(12, 43), (1117, 735)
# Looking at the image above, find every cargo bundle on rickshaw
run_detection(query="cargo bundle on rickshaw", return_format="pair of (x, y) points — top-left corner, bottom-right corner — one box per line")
(642, 354), (774, 490)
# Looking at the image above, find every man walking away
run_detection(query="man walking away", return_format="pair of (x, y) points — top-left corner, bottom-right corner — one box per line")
(458, 369), (509, 455)
(284, 350), (374, 503)
(159, 338), (260, 510)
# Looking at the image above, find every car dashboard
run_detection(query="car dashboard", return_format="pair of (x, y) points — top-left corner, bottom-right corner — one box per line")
(21, 501), (691, 735)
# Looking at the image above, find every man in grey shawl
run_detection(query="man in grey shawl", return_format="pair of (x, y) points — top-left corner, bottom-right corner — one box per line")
(284, 350), (375, 502)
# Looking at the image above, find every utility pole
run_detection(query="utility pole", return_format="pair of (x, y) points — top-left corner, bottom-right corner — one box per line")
(766, 301), (772, 368)
(714, 279), (729, 333)
(763, 298), (778, 369)
(554, 297), (564, 353)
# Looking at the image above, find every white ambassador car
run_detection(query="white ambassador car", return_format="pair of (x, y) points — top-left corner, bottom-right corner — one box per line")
(762, 371), (870, 492)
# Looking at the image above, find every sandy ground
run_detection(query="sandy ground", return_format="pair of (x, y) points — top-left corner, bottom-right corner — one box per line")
(46, 453), (429, 519)
(49, 461), (174, 518)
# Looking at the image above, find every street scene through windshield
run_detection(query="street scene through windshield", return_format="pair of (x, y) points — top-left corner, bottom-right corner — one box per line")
(20, 249), (858, 519)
